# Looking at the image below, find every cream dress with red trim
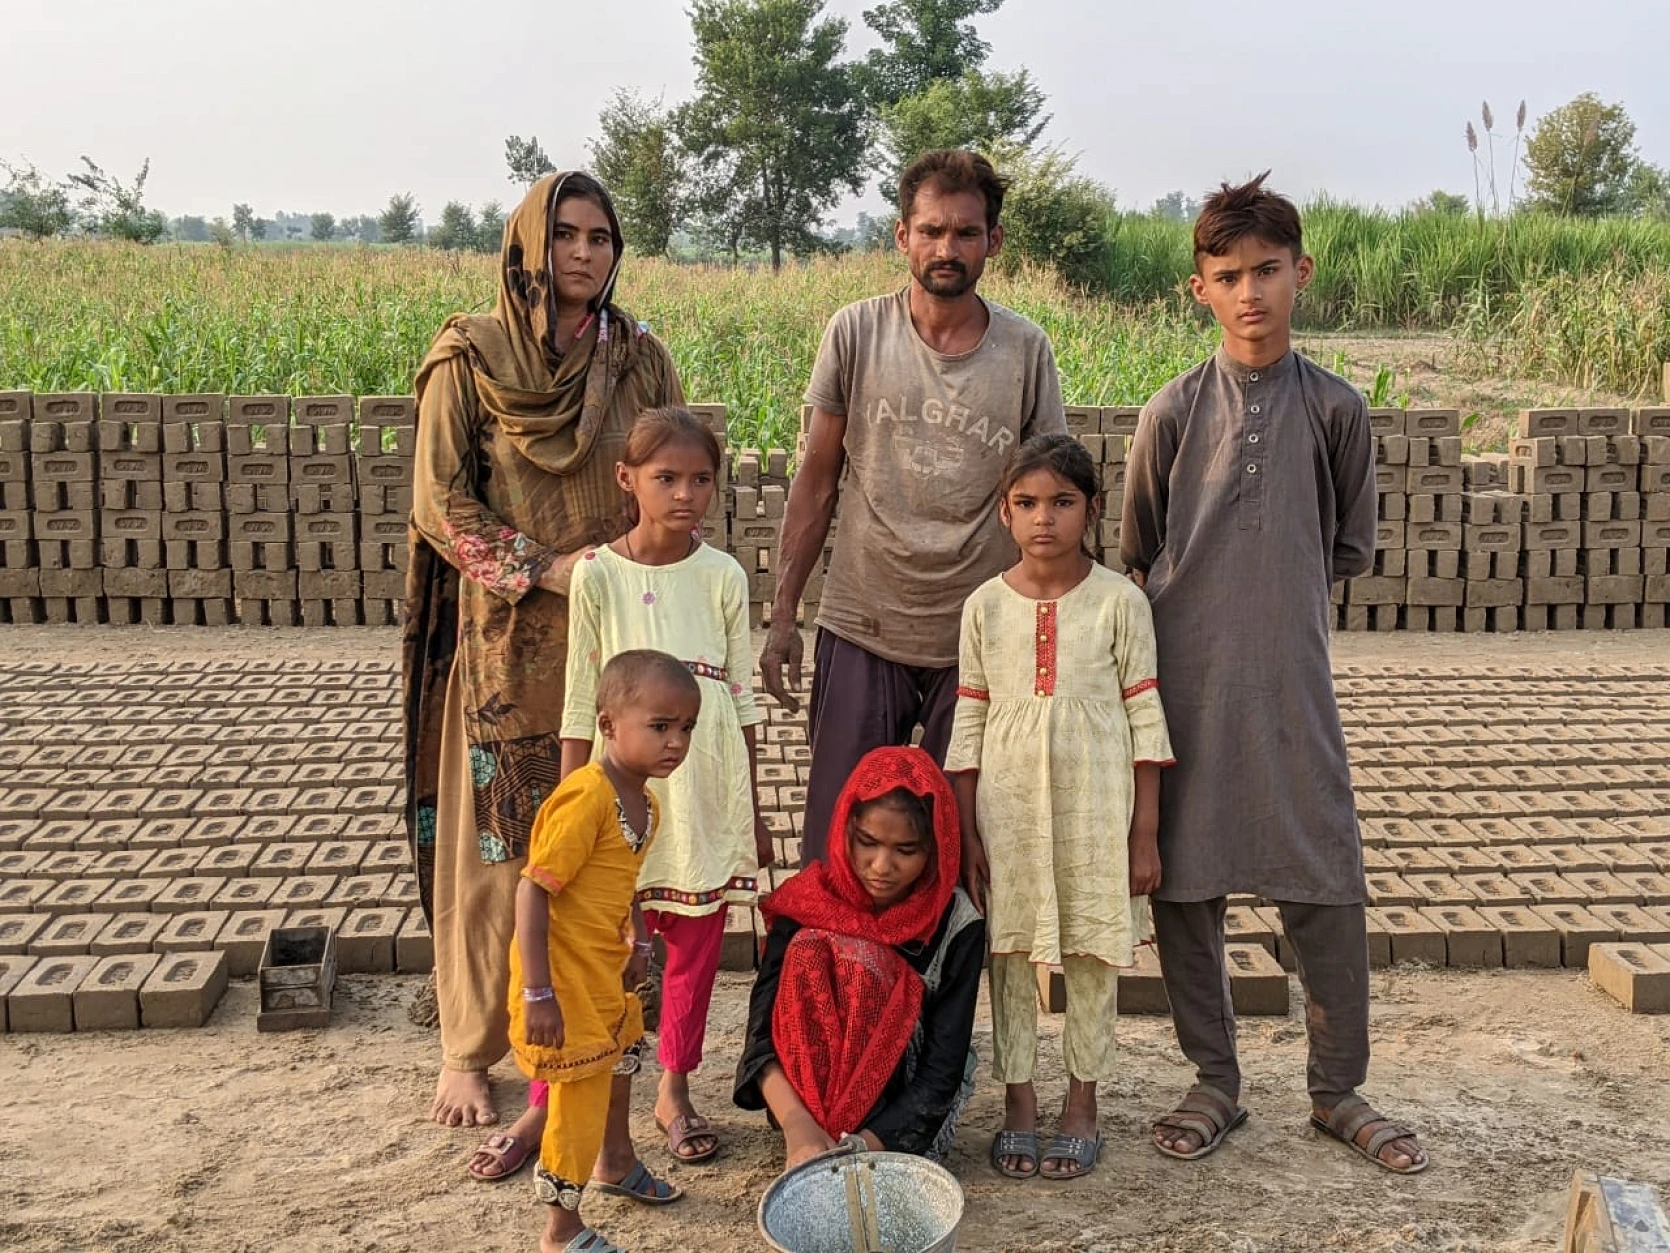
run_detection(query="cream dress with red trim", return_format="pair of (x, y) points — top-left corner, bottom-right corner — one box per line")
(944, 563), (1174, 966)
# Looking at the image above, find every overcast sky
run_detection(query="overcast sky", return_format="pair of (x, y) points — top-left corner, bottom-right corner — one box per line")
(6, 0), (1665, 225)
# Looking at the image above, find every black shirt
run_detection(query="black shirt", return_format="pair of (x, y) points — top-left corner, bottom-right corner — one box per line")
(733, 901), (985, 1155)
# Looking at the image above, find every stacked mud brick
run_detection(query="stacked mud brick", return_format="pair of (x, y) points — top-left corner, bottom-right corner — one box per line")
(30, 394), (103, 623)
(357, 397), (416, 626)
(1510, 407), (1670, 631)
(1065, 405), (1138, 572)
(290, 397), (360, 626)
(1395, 409), (1468, 630)
(227, 396), (297, 624)
(1336, 407), (1411, 631)
(1639, 408), (1670, 628)
(0, 389), (1668, 632)
(1457, 453), (1524, 633)
(94, 394), (162, 625)
(732, 449), (789, 628)
(159, 395), (233, 625)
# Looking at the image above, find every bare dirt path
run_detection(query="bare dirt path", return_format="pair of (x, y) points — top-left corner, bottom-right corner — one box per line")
(2, 967), (1668, 1253)
(3, 624), (1669, 1252)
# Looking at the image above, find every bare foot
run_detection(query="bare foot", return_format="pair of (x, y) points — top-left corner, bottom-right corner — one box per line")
(432, 1067), (496, 1127)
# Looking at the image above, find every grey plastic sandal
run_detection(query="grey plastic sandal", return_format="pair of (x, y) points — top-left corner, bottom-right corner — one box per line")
(1040, 1130), (1102, 1180)
(990, 1129), (1040, 1179)
(563, 1229), (627, 1253)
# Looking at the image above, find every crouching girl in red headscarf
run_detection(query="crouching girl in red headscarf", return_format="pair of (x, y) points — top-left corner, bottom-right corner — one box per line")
(733, 746), (986, 1169)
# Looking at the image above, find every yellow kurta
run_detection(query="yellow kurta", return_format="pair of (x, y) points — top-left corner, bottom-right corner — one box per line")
(509, 762), (656, 1083)
(944, 565), (1174, 966)
(562, 543), (762, 917)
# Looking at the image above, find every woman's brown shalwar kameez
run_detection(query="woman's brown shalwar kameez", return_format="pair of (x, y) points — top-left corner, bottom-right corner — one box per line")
(402, 173), (683, 1072)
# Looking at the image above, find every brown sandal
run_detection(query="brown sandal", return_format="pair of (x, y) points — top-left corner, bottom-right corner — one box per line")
(1151, 1082), (1248, 1161)
(1310, 1094), (1429, 1175)
(466, 1131), (536, 1182)
(656, 1112), (719, 1163)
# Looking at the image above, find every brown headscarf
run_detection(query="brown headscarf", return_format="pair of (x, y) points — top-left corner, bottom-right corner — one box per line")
(402, 172), (683, 919)
(415, 170), (636, 473)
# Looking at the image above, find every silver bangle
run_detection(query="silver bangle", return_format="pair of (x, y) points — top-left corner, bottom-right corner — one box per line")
(632, 941), (653, 955)
(522, 986), (555, 1003)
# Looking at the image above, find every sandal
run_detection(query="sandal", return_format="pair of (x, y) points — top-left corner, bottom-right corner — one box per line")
(1151, 1082), (1248, 1161)
(1310, 1094), (1429, 1175)
(990, 1129), (1040, 1179)
(1040, 1130), (1101, 1180)
(563, 1229), (628, 1253)
(590, 1160), (683, 1205)
(656, 1113), (719, 1163)
(466, 1131), (535, 1182)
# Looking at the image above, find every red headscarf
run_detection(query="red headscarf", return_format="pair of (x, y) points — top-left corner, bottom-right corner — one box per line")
(763, 746), (962, 1137)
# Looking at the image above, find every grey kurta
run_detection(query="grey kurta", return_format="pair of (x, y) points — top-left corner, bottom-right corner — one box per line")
(1121, 347), (1376, 904)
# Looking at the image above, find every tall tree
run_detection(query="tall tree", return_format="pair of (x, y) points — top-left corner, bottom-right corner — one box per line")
(589, 88), (687, 258)
(231, 203), (255, 241)
(505, 135), (556, 186)
(476, 200), (506, 252)
(876, 68), (1047, 189)
(310, 212), (336, 242)
(341, 214), (380, 244)
(0, 161), (73, 239)
(431, 201), (479, 251)
(678, 0), (868, 271)
(860, 0), (1002, 105)
(1523, 93), (1639, 217)
(173, 215), (210, 242)
(68, 157), (166, 243)
(1626, 163), (1670, 219)
(379, 193), (421, 244)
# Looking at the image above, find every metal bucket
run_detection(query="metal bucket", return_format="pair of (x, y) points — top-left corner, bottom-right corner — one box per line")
(758, 1145), (964, 1253)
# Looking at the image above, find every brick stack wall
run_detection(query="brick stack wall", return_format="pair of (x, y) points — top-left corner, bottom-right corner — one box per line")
(0, 392), (1666, 631)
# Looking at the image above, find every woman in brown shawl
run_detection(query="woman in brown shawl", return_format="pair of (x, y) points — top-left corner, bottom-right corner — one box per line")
(403, 171), (683, 1175)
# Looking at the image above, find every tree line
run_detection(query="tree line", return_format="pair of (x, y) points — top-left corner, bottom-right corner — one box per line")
(2, 0), (1666, 284)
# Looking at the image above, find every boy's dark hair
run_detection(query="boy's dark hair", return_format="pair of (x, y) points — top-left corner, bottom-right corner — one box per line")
(1193, 171), (1303, 266)
(595, 649), (701, 715)
(898, 150), (1008, 231)
(620, 407), (722, 525)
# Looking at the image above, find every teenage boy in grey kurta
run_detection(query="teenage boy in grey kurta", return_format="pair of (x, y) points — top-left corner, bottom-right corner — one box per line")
(760, 150), (1065, 865)
(1122, 174), (1428, 1175)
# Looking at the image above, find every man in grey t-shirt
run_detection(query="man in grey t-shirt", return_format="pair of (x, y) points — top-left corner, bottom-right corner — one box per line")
(760, 149), (1066, 866)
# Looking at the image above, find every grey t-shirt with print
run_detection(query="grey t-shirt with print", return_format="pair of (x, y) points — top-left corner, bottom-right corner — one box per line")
(805, 287), (1066, 668)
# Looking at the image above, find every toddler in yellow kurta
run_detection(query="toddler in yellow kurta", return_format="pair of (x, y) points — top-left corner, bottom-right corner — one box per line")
(512, 649), (700, 1253)
(947, 434), (1174, 1184)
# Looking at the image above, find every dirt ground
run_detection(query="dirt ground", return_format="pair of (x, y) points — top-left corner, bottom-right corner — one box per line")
(3, 625), (1670, 1253)
(3, 967), (1669, 1253)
